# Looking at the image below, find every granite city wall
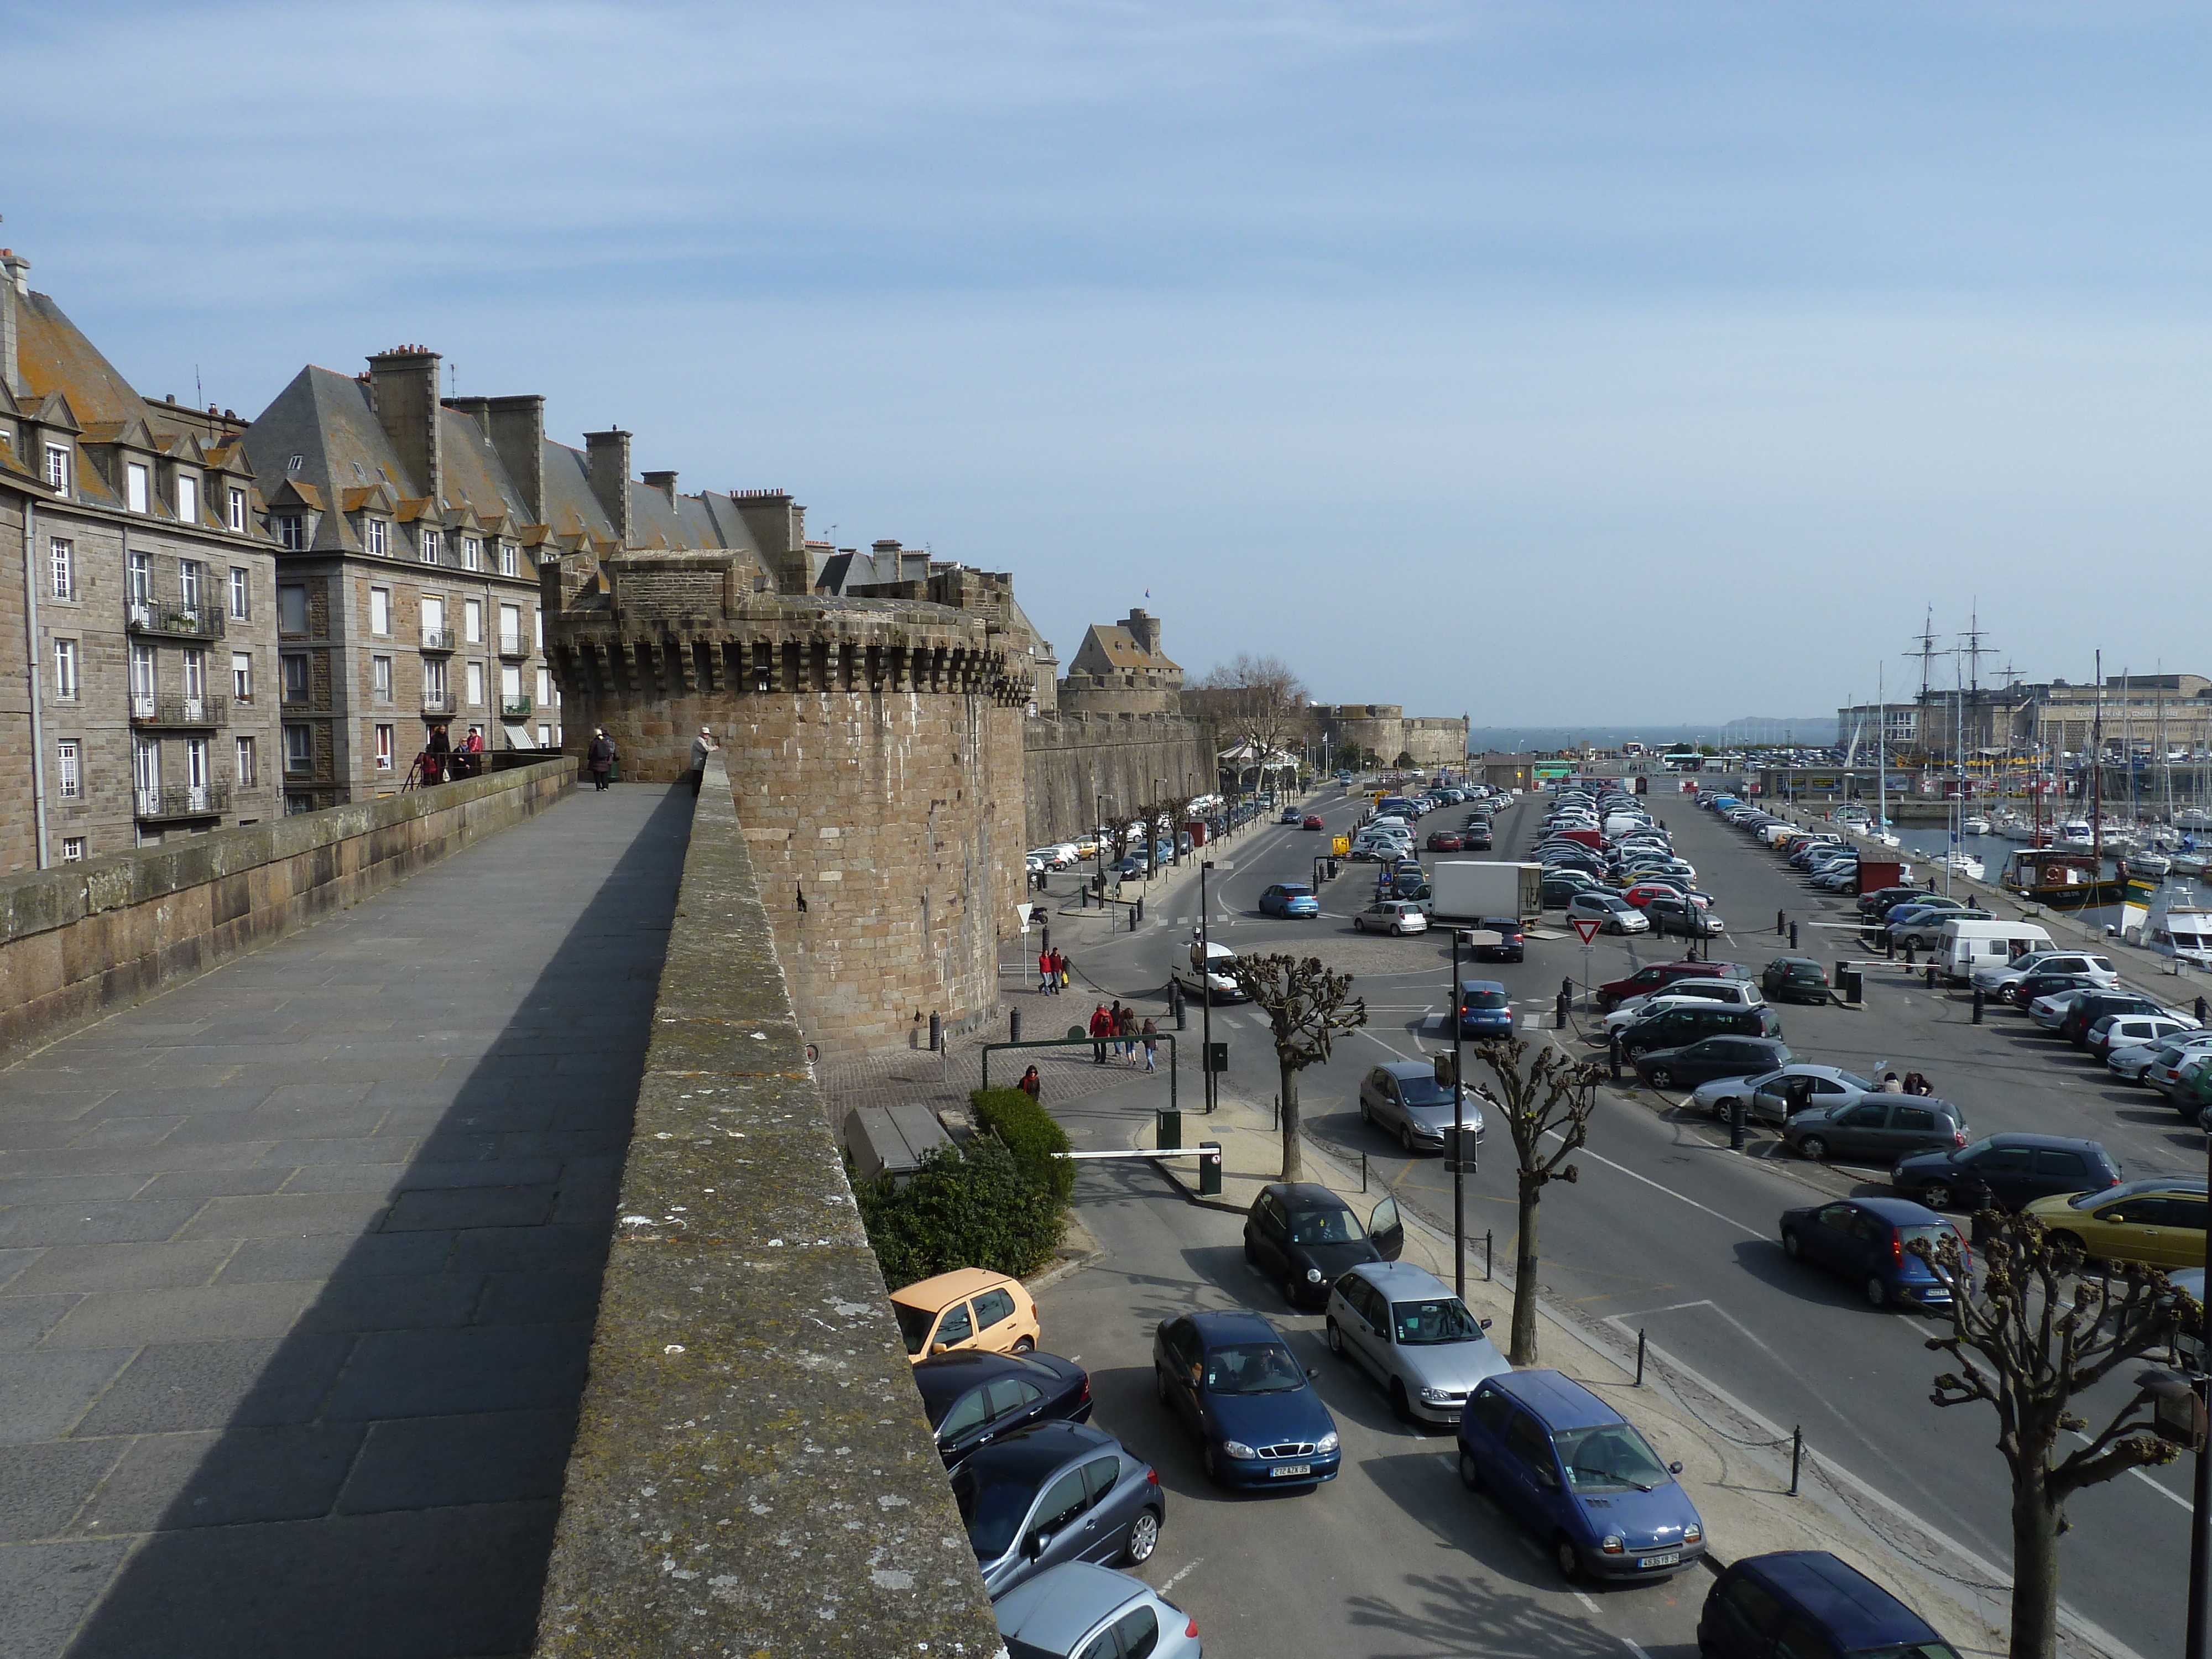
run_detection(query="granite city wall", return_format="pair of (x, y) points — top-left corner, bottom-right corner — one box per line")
(1023, 709), (1217, 848)
(531, 750), (1000, 1657)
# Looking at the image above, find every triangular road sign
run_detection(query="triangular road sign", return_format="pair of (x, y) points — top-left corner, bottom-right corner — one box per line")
(1572, 917), (1602, 945)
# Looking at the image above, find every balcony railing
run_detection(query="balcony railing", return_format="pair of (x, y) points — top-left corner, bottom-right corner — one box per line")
(134, 782), (231, 821)
(420, 630), (456, 652)
(130, 694), (228, 728)
(422, 692), (457, 716)
(497, 633), (528, 658)
(500, 695), (534, 718)
(127, 599), (226, 641)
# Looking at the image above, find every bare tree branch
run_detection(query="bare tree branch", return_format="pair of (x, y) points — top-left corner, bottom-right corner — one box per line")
(1224, 953), (1366, 1183)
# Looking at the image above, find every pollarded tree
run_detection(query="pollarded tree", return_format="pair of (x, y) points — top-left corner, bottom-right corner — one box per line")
(1224, 953), (1366, 1184)
(1470, 1035), (1603, 1366)
(1919, 1214), (2188, 1659)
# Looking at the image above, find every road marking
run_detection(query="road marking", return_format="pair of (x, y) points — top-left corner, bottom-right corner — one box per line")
(1621, 1643), (1653, 1659)
(1157, 1557), (1204, 1593)
(1603, 1298), (1713, 1322)
(1436, 1454), (1457, 1474)
(2069, 1428), (2192, 1511)
(1559, 1141), (1766, 1241)
(1572, 1590), (1600, 1615)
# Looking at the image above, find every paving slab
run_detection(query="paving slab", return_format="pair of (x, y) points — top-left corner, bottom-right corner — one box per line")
(0, 781), (690, 1657)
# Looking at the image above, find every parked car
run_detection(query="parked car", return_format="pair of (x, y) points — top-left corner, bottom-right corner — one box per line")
(1779, 1196), (1968, 1308)
(1617, 1003), (1782, 1062)
(1454, 1369), (1707, 1581)
(1760, 957), (1830, 1003)
(1354, 899), (1430, 936)
(1325, 1260), (1507, 1424)
(1892, 909), (1994, 950)
(1153, 1308), (1342, 1488)
(891, 1269), (1041, 1363)
(1566, 891), (1649, 935)
(1469, 916), (1525, 962)
(1358, 1063), (1485, 1155)
(1633, 1035), (1792, 1092)
(2086, 1012), (2197, 1061)
(993, 1563), (1201, 1659)
(1647, 896), (1725, 938)
(2060, 992), (2165, 1046)
(1699, 1550), (1966, 1659)
(1689, 1063), (1874, 1125)
(1603, 978), (1766, 1035)
(1783, 1097), (1968, 1164)
(1889, 1133), (2121, 1212)
(914, 1348), (1094, 1465)
(1457, 979), (1514, 1040)
(1243, 1182), (1405, 1307)
(2025, 1177), (2210, 1268)
(950, 1421), (1165, 1596)
(1258, 882), (1321, 919)
(1597, 959), (1744, 1013)
(2140, 1034), (2212, 1097)
(1973, 950), (2119, 1001)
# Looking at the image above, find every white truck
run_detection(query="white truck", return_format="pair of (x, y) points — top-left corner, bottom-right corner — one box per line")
(1430, 860), (1544, 924)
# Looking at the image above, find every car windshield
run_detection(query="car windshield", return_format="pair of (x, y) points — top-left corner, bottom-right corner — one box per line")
(949, 1464), (1039, 1559)
(1204, 1341), (1306, 1394)
(1897, 1224), (1957, 1261)
(894, 1300), (939, 1356)
(1391, 1296), (1484, 1344)
(1291, 1205), (1364, 1244)
(1834, 1070), (1873, 1091)
(1463, 991), (1509, 1010)
(1554, 1423), (1673, 1493)
(1399, 1076), (1454, 1107)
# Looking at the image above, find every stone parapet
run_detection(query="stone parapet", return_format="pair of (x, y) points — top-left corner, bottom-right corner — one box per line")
(531, 752), (1000, 1658)
(0, 756), (575, 1063)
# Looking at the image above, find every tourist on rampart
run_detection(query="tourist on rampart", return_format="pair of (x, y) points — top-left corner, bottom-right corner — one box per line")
(688, 727), (717, 796)
(587, 729), (616, 791)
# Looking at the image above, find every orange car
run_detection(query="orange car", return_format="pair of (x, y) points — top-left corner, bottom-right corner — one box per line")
(890, 1268), (1041, 1364)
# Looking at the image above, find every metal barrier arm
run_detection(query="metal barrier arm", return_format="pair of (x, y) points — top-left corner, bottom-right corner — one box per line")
(1052, 1147), (1217, 1161)
(982, 1034), (1177, 1115)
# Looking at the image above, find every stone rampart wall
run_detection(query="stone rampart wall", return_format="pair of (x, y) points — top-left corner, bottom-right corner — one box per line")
(0, 757), (575, 1064)
(1024, 710), (1217, 847)
(531, 752), (1001, 1658)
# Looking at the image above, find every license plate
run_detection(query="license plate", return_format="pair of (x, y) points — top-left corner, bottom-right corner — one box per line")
(1636, 1552), (1680, 1569)
(1270, 1462), (1312, 1478)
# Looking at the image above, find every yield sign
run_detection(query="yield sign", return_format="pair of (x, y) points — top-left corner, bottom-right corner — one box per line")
(1571, 917), (1603, 945)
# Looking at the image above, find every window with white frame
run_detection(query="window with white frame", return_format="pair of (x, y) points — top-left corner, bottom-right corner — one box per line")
(61, 836), (85, 862)
(372, 655), (393, 702)
(230, 567), (251, 619)
(44, 444), (69, 491)
(227, 487), (247, 531)
(185, 738), (210, 795)
(284, 724), (313, 771)
(374, 724), (395, 771)
(286, 792), (312, 816)
(498, 603), (521, 654)
(128, 551), (152, 603)
(278, 515), (305, 550)
(53, 639), (78, 701)
(420, 526), (441, 563)
(466, 660), (484, 706)
(533, 608), (543, 649)
(126, 463), (150, 514)
(176, 474), (199, 523)
(232, 651), (253, 701)
(134, 736), (159, 799)
(536, 724), (551, 748)
(537, 667), (550, 704)
(49, 538), (73, 600)
(463, 598), (482, 643)
(179, 560), (204, 616)
(278, 586), (307, 634)
(56, 739), (80, 799)
(462, 536), (482, 571)
(129, 643), (155, 710)
(422, 658), (448, 704)
(369, 586), (392, 636)
(364, 517), (388, 556)
(499, 541), (517, 576)
(235, 735), (257, 787)
(182, 649), (206, 705)
(420, 595), (445, 643)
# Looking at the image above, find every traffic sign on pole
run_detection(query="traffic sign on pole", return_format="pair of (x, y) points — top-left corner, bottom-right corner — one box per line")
(1572, 917), (1602, 945)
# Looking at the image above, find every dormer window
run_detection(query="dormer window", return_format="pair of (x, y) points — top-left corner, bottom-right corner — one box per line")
(463, 536), (482, 572)
(227, 487), (247, 532)
(421, 528), (441, 564)
(126, 463), (151, 514)
(364, 518), (388, 556)
(44, 444), (69, 491)
(176, 474), (199, 523)
(277, 515), (306, 551)
(498, 541), (517, 577)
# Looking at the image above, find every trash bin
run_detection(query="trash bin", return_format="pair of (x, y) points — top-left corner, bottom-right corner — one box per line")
(1156, 1109), (1182, 1153)
(1198, 1140), (1224, 1197)
(1838, 963), (1863, 1004)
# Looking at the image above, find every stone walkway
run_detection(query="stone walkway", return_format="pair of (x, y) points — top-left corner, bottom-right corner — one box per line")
(0, 782), (693, 1659)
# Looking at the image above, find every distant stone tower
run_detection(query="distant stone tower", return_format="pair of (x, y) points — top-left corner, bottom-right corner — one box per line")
(544, 549), (1031, 1055)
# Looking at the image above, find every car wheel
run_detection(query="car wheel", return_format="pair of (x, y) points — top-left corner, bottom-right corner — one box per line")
(1865, 1276), (1888, 1310)
(1327, 1318), (1345, 1357)
(1919, 1181), (1955, 1210)
(1243, 1234), (1258, 1266)
(1359, 1098), (1374, 1125)
(1390, 1379), (1413, 1422)
(1797, 1134), (1829, 1161)
(1781, 1229), (1802, 1260)
(2046, 1229), (2087, 1260)
(1202, 1443), (1224, 1486)
(1401, 1124), (1417, 1154)
(1554, 1534), (1584, 1582)
(1012, 1335), (1034, 1354)
(1710, 1095), (1737, 1121)
(1646, 1066), (1674, 1090)
(1458, 1449), (1485, 1492)
(1155, 1365), (1173, 1408)
(1353, 918), (1365, 933)
(1122, 1507), (1161, 1566)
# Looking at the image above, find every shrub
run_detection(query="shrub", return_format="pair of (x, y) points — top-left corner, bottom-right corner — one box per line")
(855, 1140), (1065, 1287)
(970, 1087), (1076, 1204)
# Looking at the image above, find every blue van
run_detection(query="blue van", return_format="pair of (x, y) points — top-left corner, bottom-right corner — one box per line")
(1698, 1550), (1961, 1658)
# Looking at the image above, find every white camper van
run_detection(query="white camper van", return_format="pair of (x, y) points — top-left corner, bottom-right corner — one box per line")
(1940, 917), (2054, 985)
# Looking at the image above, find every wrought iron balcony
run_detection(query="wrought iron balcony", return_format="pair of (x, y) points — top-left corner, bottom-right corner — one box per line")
(497, 633), (528, 658)
(422, 692), (457, 716)
(130, 695), (228, 729)
(127, 599), (225, 641)
(420, 630), (456, 653)
(134, 782), (231, 821)
(500, 695), (533, 718)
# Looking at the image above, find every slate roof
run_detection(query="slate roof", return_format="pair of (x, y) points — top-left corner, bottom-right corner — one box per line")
(1070, 622), (1178, 676)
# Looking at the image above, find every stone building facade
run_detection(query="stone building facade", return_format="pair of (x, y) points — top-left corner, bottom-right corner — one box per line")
(0, 247), (283, 871)
(1060, 608), (1180, 716)
(1314, 703), (1469, 770)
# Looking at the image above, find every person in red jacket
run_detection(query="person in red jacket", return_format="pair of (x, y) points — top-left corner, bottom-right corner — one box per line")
(1089, 1004), (1113, 1065)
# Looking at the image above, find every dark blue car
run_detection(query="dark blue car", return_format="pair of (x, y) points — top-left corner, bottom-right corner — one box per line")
(1699, 1550), (1964, 1659)
(1152, 1309), (1340, 1489)
(1455, 1369), (1705, 1581)
(1778, 1196), (1968, 1310)
(1457, 979), (1513, 1039)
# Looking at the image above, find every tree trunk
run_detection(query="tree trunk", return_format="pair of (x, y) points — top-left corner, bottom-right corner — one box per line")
(2008, 1463), (2061, 1659)
(1510, 1176), (1541, 1366)
(1279, 1058), (1303, 1182)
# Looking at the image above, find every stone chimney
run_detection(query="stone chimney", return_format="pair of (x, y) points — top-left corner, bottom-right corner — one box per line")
(1123, 608), (1160, 658)
(367, 346), (443, 504)
(584, 429), (633, 545)
(642, 469), (679, 505)
(0, 248), (31, 399)
(734, 490), (811, 594)
(483, 395), (546, 524)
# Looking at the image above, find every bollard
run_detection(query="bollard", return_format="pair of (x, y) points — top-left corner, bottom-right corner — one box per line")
(1777, 909), (1786, 937)
(1009, 1008), (1022, 1044)
(1926, 963), (1938, 990)
(1972, 988), (1984, 1024)
(1556, 991), (1571, 1030)
(1729, 1097), (1746, 1151)
(1041, 922), (1051, 957)
(1360, 1150), (1368, 1193)
(1485, 1229), (1494, 1281)
(929, 1011), (942, 1052)
(1635, 1328), (1647, 1387)
(1790, 1426), (1803, 1496)
(1903, 943), (1914, 966)
(1886, 935), (1895, 959)
(1197, 1141), (1223, 1196)
(1136, 896), (1145, 925)
(1156, 1109), (1181, 1153)
(1788, 921), (1799, 950)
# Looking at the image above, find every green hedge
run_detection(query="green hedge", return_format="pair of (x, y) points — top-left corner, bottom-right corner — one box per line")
(971, 1087), (1076, 1205)
(855, 1140), (1065, 1286)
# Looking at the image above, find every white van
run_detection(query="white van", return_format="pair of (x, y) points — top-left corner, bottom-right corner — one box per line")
(1940, 917), (2055, 984)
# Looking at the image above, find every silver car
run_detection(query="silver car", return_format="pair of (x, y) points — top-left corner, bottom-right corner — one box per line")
(994, 1562), (1202, 1659)
(1688, 1063), (1879, 1126)
(1324, 1260), (1508, 1425)
(1357, 1062), (1486, 1155)
(1354, 899), (1429, 936)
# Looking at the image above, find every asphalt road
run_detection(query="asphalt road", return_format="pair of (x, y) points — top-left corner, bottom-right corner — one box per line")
(1063, 780), (2186, 1659)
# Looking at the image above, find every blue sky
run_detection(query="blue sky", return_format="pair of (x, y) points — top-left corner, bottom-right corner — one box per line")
(8, 2), (2207, 722)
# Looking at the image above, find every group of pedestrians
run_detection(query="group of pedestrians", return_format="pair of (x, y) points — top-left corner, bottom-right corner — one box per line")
(1087, 1000), (1158, 1071)
(1036, 948), (1071, 994)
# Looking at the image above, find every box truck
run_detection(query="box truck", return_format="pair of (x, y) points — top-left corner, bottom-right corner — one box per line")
(1431, 861), (1544, 924)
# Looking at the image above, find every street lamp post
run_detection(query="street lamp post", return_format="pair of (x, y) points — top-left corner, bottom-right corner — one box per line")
(1451, 928), (1466, 1299)
(2188, 1106), (2212, 1659)
(1201, 860), (1215, 1113)
(1095, 793), (1111, 909)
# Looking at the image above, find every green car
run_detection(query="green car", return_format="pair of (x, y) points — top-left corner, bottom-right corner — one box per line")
(1761, 957), (1830, 1004)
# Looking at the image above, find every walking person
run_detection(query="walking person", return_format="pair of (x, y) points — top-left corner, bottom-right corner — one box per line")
(688, 726), (717, 796)
(1141, 1017), (1158, 1072)
(426, 722), (452, 785)
(1116, 1003), (1137, 1065)
(1038, 946), (1055, 995)
(586, 728), (616, 791)
(1057, 952), (1071, 995)
(1018, 1065), (1042, 1104)
(1108, 1000), (1125, 1060)
(1089, 1004), (1112, 1064)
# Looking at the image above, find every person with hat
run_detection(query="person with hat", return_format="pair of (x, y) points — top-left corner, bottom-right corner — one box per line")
(688, 726), (717, 796)
(587, 728), (616, 791)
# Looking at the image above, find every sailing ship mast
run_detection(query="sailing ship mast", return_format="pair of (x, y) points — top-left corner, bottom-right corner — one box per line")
(2092, 650), (2104, 881)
